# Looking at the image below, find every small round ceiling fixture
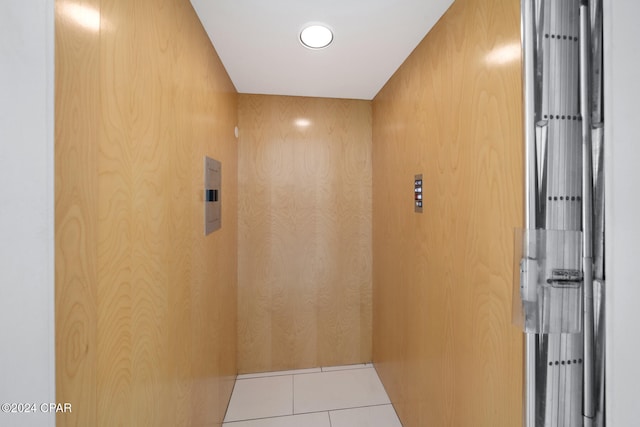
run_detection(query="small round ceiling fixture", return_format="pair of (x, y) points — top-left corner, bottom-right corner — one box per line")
(300, 24), (333, 49)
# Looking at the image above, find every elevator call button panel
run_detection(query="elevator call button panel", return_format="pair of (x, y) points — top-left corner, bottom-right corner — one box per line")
(414, 174), (423, 213)
(205, 156), (221, 235)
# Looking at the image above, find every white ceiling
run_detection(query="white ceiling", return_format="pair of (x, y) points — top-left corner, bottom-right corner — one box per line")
(190, 0), (454, 100)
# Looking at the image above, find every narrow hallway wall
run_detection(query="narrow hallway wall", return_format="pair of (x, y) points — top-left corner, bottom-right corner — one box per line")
(55, 0), (238, 425)
(372, 0), (524, 425)
(238, 95), (372, 373)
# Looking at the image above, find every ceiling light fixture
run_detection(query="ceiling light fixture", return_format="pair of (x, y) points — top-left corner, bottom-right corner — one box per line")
(294, 118), (312, 128)
(299, 24), (333, 49)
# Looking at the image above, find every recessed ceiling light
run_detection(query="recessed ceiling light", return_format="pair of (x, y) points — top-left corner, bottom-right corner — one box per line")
(300, 24), (333, 50)
(294, 118), (312, 128)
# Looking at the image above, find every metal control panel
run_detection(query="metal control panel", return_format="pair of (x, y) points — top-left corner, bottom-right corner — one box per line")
(414, 174), (423, 213)
(204, 156), (221, 234)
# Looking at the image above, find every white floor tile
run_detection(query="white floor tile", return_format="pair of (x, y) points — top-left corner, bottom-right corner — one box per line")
(224, 376), (293, 422)
(238, 368), (321, 380)
(329, 404), (402, 427)
(293, 367), (390, 413)
(321, 363), (369, 372)
(222, 412), (330, 427)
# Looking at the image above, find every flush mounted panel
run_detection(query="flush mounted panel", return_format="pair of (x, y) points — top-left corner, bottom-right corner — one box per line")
(204, 156), (221, 235)
(414, 174), (423, 213)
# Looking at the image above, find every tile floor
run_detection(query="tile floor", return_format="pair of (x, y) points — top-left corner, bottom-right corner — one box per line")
(223, 364), (403, 427)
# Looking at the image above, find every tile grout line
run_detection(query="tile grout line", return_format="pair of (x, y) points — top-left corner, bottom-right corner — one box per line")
(291, 374), (295, 415)
(237, 367), (324, 380)
(223, 404), (397, 425)
(238, 363), (372, 379)
(326, 403), (396, 414)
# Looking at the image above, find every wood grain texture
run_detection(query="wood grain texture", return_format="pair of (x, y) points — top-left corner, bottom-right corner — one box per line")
(372, 0), (524, 426)
(238, 95), (372, 373)
(55, 1), (100, 425)
(55, 0), (238, 425)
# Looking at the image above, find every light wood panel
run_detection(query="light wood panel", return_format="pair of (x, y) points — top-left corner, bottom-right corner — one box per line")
(238, 95), (372, 373)
(372, 0), (524, 426)
(55, 0), (238, 425)
(55, 1), (100, 425)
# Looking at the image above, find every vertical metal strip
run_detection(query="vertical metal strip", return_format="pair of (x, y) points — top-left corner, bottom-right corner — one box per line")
(521, 0), (538, 425)
(579, 1), (596, 423)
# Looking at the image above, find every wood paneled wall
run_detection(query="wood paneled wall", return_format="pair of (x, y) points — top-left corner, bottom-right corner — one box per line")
(372, 0), (523, 425)
(238, 95), (372, 373)
(55, 0), (238, 425)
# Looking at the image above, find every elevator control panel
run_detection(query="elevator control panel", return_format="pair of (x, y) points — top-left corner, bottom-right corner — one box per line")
(414, 174), (423, 213)
(204, 156), (221, 234)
